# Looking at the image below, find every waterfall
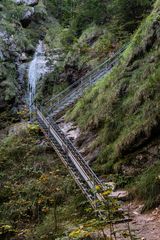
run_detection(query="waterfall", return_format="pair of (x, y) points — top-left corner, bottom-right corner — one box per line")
(28, 40), (49, 111)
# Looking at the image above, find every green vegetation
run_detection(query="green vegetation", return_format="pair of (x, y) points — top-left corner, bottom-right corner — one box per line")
(108, 0), (153, 32)
(1, 1), (160, 239)
(133, 161), (160, 210)
(47, 0), (153, 34)
(41, 0), (154, 106)
(0, 124), (122, 239)
(0, 124), (89, 239)
(1, 0), (153, 109)
(66, 0), (160, 208)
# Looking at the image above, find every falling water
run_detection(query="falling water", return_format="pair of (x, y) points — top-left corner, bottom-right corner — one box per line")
(28, 40), (49, 111)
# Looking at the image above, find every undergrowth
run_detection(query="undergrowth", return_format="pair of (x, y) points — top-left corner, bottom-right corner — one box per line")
(0, 124), (88, 239)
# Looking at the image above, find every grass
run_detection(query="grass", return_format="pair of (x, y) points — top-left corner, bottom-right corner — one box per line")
(132, 161), (160, 210)
(66, 1), (160, 163)
(65, 0), (160, 208)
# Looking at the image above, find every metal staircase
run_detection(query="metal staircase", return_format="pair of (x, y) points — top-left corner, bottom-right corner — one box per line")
(33, 45), (136, 238)
(36, 108), (106, 210)
(35, 45), (127, 211)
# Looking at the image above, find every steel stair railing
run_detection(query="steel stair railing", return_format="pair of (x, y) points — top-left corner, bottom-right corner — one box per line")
(40, 44), (127, 117)
(36, 108), (133, 225)
(33, 44), (135, 231)
(48, 119), (105, 190)
(47, 58), (116, 118)
(44, 45), (126, 105)
(36, 108), (107, 209)
(33, 45), (128, 205)
(34, 45), (128, 207)
(48, 62), (113, 118)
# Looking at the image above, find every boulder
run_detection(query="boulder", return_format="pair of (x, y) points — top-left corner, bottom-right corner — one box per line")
(109, 190), (129, 201)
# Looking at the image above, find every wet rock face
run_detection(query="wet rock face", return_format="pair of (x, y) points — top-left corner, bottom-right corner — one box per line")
(15, 0), (39, 7)
(0, 0), (52, 111)
(0, 0), (51, 127)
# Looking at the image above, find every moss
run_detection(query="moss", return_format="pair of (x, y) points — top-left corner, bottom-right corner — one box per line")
(64, 24), (123, 72)
(0, 61), (17, 103)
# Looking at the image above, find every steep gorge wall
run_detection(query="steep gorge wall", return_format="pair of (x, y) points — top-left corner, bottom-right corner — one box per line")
(66, 0), (160, 175)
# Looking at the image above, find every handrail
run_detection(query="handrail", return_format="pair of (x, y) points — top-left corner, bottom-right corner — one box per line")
(37, 108), (105, 190)
(49, 119), (105, 190)
(40, 44), (128, 117)
(37, 111), (96, 207)
(46, 60), (115, 117)
(36, 108), (106, 205)
(43, 44), (127, 107)
(33, 42), (133, 225)
(47, 59), (114, 116)
(34, 45), (128, 195)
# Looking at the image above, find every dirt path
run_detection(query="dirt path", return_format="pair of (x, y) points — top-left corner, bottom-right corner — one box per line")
(129, 203), (160, 240)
